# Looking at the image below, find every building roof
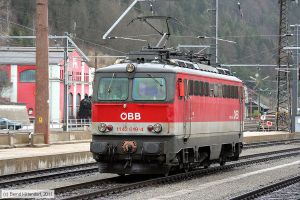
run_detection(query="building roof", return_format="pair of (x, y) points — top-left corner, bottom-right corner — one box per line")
(0, 47), (75, 65)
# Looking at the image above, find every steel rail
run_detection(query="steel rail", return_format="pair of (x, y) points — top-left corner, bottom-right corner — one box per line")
(1, 139), (297, 182)
(1, 143), (299, 189)
(57, 148), (300, 200)
(229, 175), (300, 200)
(0, 163), (98, 188)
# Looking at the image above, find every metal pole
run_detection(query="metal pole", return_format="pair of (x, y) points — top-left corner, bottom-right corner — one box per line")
(102, 0), (145, 39)
(297, 25), (299, 108)
(250, 98), (253, 118)
(63, 32), (69, 131)
(215, 0), (219, 64)
(291, 24), (299, 132)
(258, 90), (261, 115)
(35, 0), (49, 144)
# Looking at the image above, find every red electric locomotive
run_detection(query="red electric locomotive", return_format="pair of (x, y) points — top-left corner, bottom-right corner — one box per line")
(90, 49), (244, 175)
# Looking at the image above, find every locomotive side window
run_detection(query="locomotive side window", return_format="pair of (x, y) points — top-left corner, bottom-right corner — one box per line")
(204, 82), (209, 96)
(194, 81), (199, 96)
(199, 81), (203, 96)
(98, 78), (128, 101)
(184, 79), (188, 97)
(132, 78), (166, 100)
(188, 80), (194, 96)
(218, 84), (223, 97)
(209, 83), (214, 97)
(226, 85), (230, 98)
(214, 84), (219, 97)
(233, 86), (236, 98)
(222, 85), (226, 98)
(234, 86), (238, 99)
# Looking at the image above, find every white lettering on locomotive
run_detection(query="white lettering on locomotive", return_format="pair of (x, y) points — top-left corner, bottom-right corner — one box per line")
(120, 112), (141, 120)
(233, 110), (239, 120)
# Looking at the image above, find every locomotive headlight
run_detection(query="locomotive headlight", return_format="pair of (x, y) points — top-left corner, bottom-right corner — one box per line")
(106, 125), (113, 131)
(126, 63), (135, 73)
(98, 123), (107, 132)
(153, 123), (162, 133)
(147, 125), (153, 132)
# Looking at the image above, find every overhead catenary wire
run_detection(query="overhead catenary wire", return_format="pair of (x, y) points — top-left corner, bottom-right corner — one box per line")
(230, 40), (297, 63)
(75, 37), (126, 54)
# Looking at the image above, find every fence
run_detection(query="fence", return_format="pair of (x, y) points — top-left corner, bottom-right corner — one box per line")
(0, 118), (91, 133)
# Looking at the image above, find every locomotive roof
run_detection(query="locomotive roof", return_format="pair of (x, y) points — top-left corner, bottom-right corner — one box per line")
(95, 63), (242, 83)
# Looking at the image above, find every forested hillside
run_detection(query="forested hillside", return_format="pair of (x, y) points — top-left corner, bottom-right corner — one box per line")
(1, 0), (300, 83)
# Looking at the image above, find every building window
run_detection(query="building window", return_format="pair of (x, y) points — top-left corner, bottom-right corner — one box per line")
(84, 73), (89, 82)
(68, 93), (73, 117)
(0, 70), (8, 84)
(73, 58), (78, 68)
(20, 70), (36, 82)
(60, 69), (64, 80)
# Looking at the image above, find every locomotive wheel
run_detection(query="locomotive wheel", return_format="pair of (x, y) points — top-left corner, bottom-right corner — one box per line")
(220, 160), (226, 166)
(164, 169), (170, 177)
(203, 162), (210, 169)
(164, 166), (173, 177)
(219, 156), (226, 166)
(183, 164), (190, 173)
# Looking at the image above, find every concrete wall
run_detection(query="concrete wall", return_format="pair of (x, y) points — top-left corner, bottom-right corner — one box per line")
(0, 134), (11, 148)
(32, 131), (91, 146)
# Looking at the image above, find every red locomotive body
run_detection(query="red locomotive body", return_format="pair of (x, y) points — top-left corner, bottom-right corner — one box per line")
(91, 53), (244, 175)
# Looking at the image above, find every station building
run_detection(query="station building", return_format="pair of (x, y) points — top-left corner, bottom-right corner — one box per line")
(0, 47), (94, 122)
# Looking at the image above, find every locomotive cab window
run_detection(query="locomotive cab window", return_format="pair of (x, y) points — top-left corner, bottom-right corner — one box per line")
(98, 78), (128, 101)
(132, 78), (166, 101)
(188, 80), (194, 96)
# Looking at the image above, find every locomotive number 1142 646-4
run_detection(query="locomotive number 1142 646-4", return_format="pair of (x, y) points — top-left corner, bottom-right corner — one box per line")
(116, 127), (144, 132)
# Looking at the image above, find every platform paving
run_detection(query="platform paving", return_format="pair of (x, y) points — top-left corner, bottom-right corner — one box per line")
(0, 143), (92, 176)
(0, 131), (296, 176)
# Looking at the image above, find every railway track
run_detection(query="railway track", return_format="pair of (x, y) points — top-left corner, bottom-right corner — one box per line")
(0, 140), (298, 189)
(0, 163), (98, 188)
(229, 175), (300, 200)
(243, 138), (300, 149)
(54, 147), (300, 200)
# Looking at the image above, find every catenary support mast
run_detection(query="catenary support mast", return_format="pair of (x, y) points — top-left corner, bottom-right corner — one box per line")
(276, 0), (291, 131)
(35, 0), (49, 144)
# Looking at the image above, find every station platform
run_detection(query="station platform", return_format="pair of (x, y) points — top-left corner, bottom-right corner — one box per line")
(243, 131), (295, 144)
(0, 142), (92, 176)
(0, 131), (297, 176)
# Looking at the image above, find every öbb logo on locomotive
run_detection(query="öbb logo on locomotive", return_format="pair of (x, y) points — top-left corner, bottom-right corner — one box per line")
(120, 112), (141, 121)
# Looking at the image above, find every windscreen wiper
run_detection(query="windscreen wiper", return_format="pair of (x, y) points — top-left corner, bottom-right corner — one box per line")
(107, 73), (115, 94)
(147, 74), (163, 87)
